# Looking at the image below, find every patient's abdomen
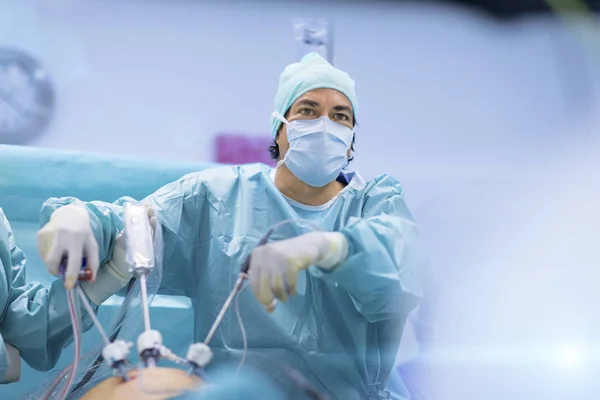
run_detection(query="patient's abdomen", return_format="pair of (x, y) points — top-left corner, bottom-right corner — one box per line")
(80, 367), (202, 400)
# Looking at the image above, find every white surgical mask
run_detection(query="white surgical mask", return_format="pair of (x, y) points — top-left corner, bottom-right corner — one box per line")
(273, 112), (354, 187)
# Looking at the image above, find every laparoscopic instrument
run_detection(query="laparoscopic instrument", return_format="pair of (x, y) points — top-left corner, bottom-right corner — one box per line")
(195, 218), (319, 375)
(40, 204), (324, 399)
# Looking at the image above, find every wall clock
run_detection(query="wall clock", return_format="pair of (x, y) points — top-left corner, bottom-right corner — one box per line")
(0, 48), (55, 144)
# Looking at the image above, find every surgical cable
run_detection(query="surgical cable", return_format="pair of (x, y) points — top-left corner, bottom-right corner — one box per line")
(40, 258), (96, 399)
(40, 283), (83, 400)
(234, 281), (249, 373)
(43, 288), (81, 400)
(44, 285), (122, 400)
(58, 289), (81, 400)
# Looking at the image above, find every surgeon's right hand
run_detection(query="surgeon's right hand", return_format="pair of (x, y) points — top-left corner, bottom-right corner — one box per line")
(37, 204), (100, 289)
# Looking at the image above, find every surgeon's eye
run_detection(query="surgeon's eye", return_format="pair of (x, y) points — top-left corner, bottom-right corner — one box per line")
(334, 113), (350, 122)
(299, 108), (315, 116)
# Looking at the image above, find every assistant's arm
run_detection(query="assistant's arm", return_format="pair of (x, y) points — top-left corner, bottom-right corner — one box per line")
(313, 175), (422, 323)
(39, 173), (209, 300)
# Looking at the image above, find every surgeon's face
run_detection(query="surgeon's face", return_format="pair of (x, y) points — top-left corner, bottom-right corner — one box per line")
(276, 88), (354, 160)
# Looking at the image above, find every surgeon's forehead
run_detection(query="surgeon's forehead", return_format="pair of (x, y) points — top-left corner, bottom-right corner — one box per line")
(292, 88), (352, 110)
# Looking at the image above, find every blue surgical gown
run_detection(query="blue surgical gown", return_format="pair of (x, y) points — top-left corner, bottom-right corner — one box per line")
(0, 208), (94, 379)
(41, 164), (421, 400)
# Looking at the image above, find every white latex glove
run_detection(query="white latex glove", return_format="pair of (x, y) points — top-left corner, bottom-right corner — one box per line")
(81, 205), (157, 305)
(37, 204), (99, 289)
(248, 231), (348, 312)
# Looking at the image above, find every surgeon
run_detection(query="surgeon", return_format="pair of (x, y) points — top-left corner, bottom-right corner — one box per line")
(0, 208), (96, 384)
(37, 53), (422, 399)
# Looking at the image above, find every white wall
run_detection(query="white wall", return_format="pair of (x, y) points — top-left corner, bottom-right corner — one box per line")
(1, 0), (598, 186)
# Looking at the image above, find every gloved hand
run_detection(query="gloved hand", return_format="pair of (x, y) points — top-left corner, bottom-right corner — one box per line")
(37, 204), (100, 289)
(81, 205), (157, 305)
(248, 231), (349, 312)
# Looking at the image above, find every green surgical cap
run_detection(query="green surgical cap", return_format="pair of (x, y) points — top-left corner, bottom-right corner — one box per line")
(270, 52), (357, 138)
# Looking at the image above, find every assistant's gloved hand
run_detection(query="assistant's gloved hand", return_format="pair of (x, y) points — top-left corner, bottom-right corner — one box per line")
(248, 232), (349, 312)
(37, 204), (100, 289)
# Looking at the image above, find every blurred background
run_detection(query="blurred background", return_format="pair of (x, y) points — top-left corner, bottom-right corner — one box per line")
(1, 0), (599, 399)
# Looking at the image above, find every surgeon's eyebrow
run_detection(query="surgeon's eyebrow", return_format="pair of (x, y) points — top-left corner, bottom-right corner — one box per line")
(333, 105), (353, 114)
(295, 99), (320, 109)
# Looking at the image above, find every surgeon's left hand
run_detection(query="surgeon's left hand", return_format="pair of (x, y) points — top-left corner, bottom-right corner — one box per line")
(248, 232), (349, 312)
